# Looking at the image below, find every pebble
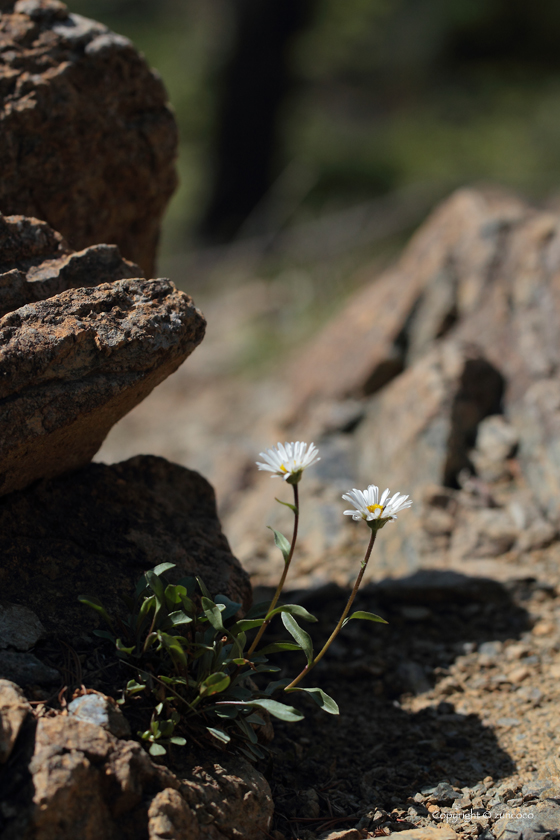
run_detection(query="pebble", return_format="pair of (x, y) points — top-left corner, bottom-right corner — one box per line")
(508, 666), (530, 683)
(386, 827), (457, 840)
(496, 717), (521, 728)
(68, 694), (131, 738)
(532, 620), (556, 637)
(494, 801), (560, 839)
(0, 604), (45, 652)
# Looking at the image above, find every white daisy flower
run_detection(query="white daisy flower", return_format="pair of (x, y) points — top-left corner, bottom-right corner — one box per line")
(342, 484), (412, 529)
(256, 441), (320, 484)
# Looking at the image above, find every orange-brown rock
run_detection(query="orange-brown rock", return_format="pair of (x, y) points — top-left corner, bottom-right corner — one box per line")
(0, 711), (273, 840)
(0, 277), (205, 496)
(0, 1), (178, 275)
(0, 213), (144, 318)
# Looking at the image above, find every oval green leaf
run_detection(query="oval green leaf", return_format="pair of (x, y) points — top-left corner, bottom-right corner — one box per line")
(341, 610), (388, 628)
(281, 613), (313, 665)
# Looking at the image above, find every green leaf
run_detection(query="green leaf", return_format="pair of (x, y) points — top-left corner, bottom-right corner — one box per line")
(92, 629), (115, 642)
(288, 687), (339, 715)
(157, 632), (188, 667)
(207, 727), (231, 744)
(139, 594), (156, 618)
(116, 638), (135, 655)
(149, 743), (167, 756)
(275, 497), (298, 514)
(267, 526), (291, 562)
(167, 610), (193, 627)
(246, 742), (265, 760)
(151, 562), (176, 578)
(232, 619), (264, 634)
(196, 576), (211, 599)
(169, 736), (187, 746)
(164, 584), (187, 607)
(200, 672), (231, 696)
(126, 679), (147, 695)
(244, 698), (304, 722)
(281, 613), (313, 665)
(202, 597), (225, 632)
(244, 601), (271, 620)
(266, 604), (318, 622)
(256, 641), (301, 656)
(175, 575), (197, 597)
(215, 594), (242, 621)
(341, 610), (388, 628)
(264, 678), (292, 695)
(145, 570), (166, 603)
(245, 713), (265, 725)
(78, 596), (113, 627)
(236, 715), (258, 744)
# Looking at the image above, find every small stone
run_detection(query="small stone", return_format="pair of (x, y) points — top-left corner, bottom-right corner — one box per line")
(494, 801), (560, 839)
(317, 830), (361, 840)
(549, 663), (560, 678)
(0, 651), (59, 686)
(508, 666), (530, 684)
(68, 694), (131, 739)
(385, 827), (458, 840)
(0, 604), (46, 651)
(505, 644), (530, 661)
(516, 686), (542, 704)
(0, 679), (32, 763)
(532, 620), (556, 637)
(478, 641), (503, 665)
(496, 717), (521, 728)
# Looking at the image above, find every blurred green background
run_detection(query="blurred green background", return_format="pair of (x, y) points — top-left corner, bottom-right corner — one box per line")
(67, 0), (560, 312)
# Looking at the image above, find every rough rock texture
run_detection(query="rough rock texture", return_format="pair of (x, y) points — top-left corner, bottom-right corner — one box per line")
(0, 455), (251, 643)
(214, 188), (560, 587)
(0, 276), (205, 496)
(0, 1), (178, 275)
(0, 213), (144, 318)
(0, 712), (273, 840)
(0, 678), (31, 763)
(0, 603), (45, 650)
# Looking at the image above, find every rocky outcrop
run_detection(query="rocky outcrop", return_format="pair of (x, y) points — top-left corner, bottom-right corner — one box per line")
(0, 213), (145, 318)
(0, 455), (251, 643)
(0, 702), (273, 840)
(0, 276), (205, 496)
(217, 188), (560, 587)
(0, 0), (178, 275)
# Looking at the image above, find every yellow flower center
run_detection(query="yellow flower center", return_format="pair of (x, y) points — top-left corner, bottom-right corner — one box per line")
(367, 503), (384, 515)
(279, 464), (288, 474)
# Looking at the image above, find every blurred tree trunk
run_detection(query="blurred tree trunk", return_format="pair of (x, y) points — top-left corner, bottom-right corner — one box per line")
(199, 0), (314, 244)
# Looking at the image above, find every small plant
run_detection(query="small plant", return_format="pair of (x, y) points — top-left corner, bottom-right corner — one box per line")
(80, 441), (412, 760)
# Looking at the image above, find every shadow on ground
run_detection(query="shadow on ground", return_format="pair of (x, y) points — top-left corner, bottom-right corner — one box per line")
(256, 570), (533, 836)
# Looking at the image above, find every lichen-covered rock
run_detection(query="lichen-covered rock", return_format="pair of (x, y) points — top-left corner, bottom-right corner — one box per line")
(0, 276), (205, 496)
(0, 714), (273, 840)
(0, 455), (252, 640)
(0, 1), (178, 275)
(0, 213), (144, 318)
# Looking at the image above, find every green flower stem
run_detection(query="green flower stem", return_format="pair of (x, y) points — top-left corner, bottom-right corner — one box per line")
(284, 528), (377, 691)
(247, 483), (299, 656)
